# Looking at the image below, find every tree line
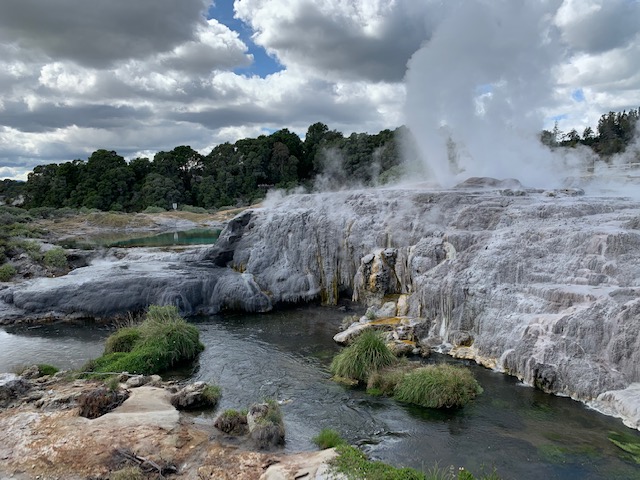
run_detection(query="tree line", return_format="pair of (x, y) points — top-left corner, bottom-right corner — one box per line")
(1, 109), (638, 212)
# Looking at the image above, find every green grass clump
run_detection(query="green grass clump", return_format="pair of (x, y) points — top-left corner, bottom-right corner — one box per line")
(394, 364), (483, 409)
(214, 409), (249, 435)
(312, 428), (346, 449)
(43, 247), (67, 269)
(84, 305), (204, 376)
(330, 329), (396, 383)
(104, 327), (142, 354)
(331, 444), (425, 480)
(37, 364), (59, 376)
(366, 364), (415, 396)
(331, 444), (499, 480)
(202, 384), (222, 405)
(0, 263), (16, 281)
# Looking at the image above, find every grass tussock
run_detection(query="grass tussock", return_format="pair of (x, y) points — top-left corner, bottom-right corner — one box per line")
(366, 363), (416, 396)
(394, 364), (483, 409)
(312, 428), (346, 449)
(330, 329), (396, 383)
(331, 444), (500, 480)
(0, 263), (16, 281)
(84, 305), (204, 376)
(104, 327), (142, 354)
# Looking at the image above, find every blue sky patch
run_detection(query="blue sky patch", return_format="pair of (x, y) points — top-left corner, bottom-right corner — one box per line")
(208, 1), (283, 77)
(572, 89), (585, 102)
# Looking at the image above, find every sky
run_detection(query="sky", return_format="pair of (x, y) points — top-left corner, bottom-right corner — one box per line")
(0, 0), (639, 181)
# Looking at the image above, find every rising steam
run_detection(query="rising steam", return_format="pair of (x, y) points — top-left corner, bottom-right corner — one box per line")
(404, 0), (580, 188)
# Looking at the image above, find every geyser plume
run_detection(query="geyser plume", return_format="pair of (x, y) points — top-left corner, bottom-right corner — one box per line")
(405, 0), (569, 188)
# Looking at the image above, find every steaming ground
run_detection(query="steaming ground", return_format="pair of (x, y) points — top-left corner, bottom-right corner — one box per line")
(2, 179), (640, 430)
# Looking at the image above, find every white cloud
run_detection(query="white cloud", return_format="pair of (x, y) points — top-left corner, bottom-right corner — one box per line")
(0, 0), (639, 183)
(234, 0), (431, 82)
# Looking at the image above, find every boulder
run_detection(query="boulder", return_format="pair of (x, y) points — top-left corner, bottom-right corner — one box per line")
(170, 382), (220, 410)
(247, 402), (285, 449)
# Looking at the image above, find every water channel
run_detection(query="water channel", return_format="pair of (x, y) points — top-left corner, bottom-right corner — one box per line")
(1, 306), (639, 479)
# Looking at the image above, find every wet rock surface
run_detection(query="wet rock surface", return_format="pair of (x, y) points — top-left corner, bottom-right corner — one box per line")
(2, 185), (640, 427)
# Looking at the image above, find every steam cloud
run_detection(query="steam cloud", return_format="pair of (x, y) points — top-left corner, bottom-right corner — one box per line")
(403, 0), (622, 189)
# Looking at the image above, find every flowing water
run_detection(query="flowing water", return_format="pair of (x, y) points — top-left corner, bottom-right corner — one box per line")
(1, 306), (639, 479)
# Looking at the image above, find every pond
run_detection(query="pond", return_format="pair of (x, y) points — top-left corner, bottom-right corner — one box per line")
(58, 228), (220, 249)
(1, 306), (639, 479)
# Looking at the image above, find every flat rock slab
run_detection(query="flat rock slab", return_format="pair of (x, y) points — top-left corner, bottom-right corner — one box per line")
(92, 386), (179, 430)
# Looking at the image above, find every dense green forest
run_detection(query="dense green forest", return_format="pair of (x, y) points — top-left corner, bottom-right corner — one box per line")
(1, 108), (638, 212)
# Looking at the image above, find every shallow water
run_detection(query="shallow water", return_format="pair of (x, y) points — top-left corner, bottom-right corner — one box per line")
(107, 228), (220, 247)
(58, 228), (220, 249)
(1, 306), (639, 479)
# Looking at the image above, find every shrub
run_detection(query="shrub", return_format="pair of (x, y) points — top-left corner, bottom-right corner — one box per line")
(312, 428), (345, 449)
(330, 329), (396, 383)
(44, 247), (67, 269)
(394, 364), (483, 409)
(179, 205), (208, 214)
(104, 327), (141, 354)
(12, 240), (43, 261)
(143, 206), (166, 214)
(0, 263), (16, 281)
(84, 305), (204, 376)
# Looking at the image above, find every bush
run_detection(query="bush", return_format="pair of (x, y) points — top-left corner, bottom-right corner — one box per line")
(104, 327), (141, 354)
(143, 206), (166, 214)
(394, 364), (483, 409)
(44, 247), (67, 269)
(12, 240), (43, 261)
(84, 305), (204, 376)
(312, 428), (345, 449)
(0, 263), (16, 281)
(330, 329), (396, 383)
(179, 205), (208, 214)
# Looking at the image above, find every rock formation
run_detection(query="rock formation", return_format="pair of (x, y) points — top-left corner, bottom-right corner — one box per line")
(1, 181), (640, 428)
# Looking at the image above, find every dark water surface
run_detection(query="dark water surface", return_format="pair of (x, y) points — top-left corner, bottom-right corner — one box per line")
(1, 306), (639, 479)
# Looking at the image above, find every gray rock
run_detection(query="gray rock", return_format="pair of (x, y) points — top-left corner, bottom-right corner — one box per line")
(3, 186), (640, 427)
(247, 402), (285, 449)
(170, 382), (220, 410)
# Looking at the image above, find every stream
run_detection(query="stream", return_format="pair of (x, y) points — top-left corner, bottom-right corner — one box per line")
(1, 305), (639, 479)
